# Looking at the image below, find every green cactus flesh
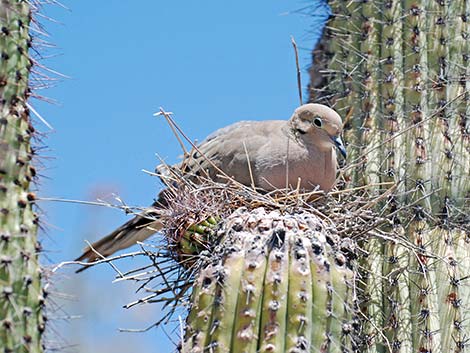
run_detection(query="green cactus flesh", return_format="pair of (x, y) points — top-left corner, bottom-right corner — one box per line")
(183, 207), (358, 353)
(0, 1), (44, 353)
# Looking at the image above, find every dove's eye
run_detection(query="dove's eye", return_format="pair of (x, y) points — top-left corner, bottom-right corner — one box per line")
(313, 117), (323, 128)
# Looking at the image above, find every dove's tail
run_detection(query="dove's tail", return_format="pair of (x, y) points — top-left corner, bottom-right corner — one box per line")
(75, 213), (163, 273)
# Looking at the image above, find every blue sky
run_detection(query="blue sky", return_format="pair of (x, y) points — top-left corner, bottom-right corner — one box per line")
(36, 1), (328, 352)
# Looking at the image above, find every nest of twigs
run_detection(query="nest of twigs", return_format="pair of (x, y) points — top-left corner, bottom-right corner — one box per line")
(101, 162), (394, 331)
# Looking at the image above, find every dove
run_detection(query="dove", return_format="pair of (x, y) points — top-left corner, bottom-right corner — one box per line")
(75, 103), (346, 267)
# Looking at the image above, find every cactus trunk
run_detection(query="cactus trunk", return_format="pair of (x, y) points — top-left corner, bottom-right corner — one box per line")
(310, 0), (470, 352)
(0, 1), (44, 352)
(182, 208), (357, 353)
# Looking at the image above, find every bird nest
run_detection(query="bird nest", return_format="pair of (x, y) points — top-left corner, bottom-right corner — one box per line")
(89, 166), (397, 332)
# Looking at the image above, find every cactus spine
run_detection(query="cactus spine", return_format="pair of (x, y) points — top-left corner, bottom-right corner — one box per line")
(310, 0), (470, 352)
(0, 1), (44, 352)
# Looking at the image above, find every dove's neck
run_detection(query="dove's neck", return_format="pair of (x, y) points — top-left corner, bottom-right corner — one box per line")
(322, 148), (337, 190)
(305, 142), (337, 191)
(283, 125), (338, 191)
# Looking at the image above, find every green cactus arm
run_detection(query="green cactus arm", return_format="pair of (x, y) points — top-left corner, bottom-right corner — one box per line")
(0, 1), (44, 352)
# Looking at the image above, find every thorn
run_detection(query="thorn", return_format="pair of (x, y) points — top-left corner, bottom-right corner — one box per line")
(26, 102), (54, 130)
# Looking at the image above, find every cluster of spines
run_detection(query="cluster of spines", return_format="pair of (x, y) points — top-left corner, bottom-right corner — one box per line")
(0, 1), (44, 352)
(329, 0), (363, 110)
(451, 1), (470, 338)
(426, 3), (464, 352)
(356, 0), (380, 186)
(454, 0), (470, 197)
(379, 5), (410, 348)
(183, 208), (358, 353)
(175, 216), (219, 265)
(381, 234), (413, 352)
(400, 2), (440, 352)
(321, 0), (364, 181)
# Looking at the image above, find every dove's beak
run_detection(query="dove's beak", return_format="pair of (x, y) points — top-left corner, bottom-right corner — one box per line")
(332, 136), (347, 158)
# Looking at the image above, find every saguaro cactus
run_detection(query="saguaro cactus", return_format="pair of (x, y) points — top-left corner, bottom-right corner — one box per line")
(0, 1), (44, 352)
(310, 0), (470, 351)
(182, 207), (357, 353)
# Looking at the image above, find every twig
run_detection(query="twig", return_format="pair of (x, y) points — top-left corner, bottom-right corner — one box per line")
(78, 240), (125, 276)
(154, 109), (189, 157)
(242, 141), (256, 191)
(291, 36), (303, 105)
(157, 107), (236, 184)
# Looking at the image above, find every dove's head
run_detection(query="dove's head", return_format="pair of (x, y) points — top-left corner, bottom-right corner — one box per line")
(290, 103), (346, 158)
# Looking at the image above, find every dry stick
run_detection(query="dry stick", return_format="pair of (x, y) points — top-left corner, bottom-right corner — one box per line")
(272, 181), (395, 203)
(79, 240), (125, 276)
(73, 251), (146, 269)
(329, 181), (394, 195)
(294, 177), (302, 199)
(113, 262), (175, 283)
(133, 268), (184, 294)
(284, 136), (290, 201)
(154, 152), (196, 191)
(242, 141), (256, 191)
(37, 196), (151, 222)
(157, 108), (248, 191)
(37, 197), (127, 208)
(179, 145), (199, 177)
(120, 305), (178, 333)
(154, 110), (189, 157)
(43, 251), (147, 292)
(281, 36), (302, 203)
(119, 261), (166, 278)
(291, 36), (303, 105)
(354, 182), (398, 213)
(121, 271), (190, 309)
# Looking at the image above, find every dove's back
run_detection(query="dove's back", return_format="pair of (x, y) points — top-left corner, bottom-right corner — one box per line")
(179, 119), (337, 191)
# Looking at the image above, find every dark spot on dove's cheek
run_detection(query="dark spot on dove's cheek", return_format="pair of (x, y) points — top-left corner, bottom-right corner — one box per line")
(296, 128), (307, 135)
